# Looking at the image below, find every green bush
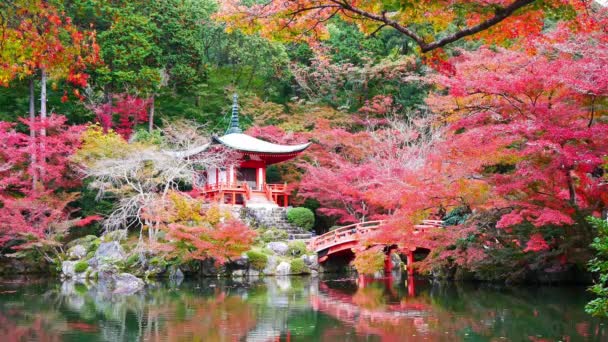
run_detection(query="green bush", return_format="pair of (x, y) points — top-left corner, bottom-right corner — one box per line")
(74, 261), (89, 273)
(246, 250), (268, 270)
(290, 258), (308, 274)
(287, 207), (315, 231)
(288, 241), (308, 256)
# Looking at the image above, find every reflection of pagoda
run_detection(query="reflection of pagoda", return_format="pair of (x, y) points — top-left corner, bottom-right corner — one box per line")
(201, 94), (310, 207)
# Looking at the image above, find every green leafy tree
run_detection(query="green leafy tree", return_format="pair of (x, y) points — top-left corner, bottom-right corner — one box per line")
(586, 216), (608, 317)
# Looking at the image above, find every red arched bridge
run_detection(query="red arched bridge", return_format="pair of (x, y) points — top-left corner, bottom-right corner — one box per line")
(308, 219), (444, 275)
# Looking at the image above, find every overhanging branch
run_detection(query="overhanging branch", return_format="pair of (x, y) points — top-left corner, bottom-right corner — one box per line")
(330, 0), (537, 52)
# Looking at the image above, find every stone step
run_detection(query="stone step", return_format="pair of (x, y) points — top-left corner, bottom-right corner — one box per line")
(289, 233), (313, 239)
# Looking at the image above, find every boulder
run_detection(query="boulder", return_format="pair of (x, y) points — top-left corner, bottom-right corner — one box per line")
(113, 273), (145, 295)
(66, 235), (98, 249)
(102, 229), (128, 242)
(97, 266), (144, 295)
(168, 266), (184, 282)
(61, 261), (76, 278)
(68, 245), (87, 260)
(95, 241), (126, 262)
(263, 256), (278, 275)
(276, 261), (291, 275)
(61, 261), (87, 279)
(267, 242), (289, 256)
(301, 254), (319, 271)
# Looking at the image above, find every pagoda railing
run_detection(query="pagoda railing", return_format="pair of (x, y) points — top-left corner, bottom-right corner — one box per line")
(264, 182), (290, 206)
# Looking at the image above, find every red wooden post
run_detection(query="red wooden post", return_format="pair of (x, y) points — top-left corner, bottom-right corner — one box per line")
(407, 275), (415, 296)
(231, 192), (236, 205)
(407, 251), (415, 276)
(283, 194), (288, 207)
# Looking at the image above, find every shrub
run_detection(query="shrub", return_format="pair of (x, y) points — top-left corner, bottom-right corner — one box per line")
(74, 261), (89, 273)
(287, 207), (315, 231)
(246, 250), (269, 270)
(351, 247), (385, 275)
(290, 258), (308, 274)
(288, 241), (308, 256)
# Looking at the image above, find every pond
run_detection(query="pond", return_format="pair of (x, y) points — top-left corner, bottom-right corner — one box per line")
(0, 274), (605, 341)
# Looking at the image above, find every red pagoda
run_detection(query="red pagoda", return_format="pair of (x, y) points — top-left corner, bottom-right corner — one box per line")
(200, 94), (310, 207)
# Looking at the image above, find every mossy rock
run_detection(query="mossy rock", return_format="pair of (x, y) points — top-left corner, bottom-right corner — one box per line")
(290, 258), (309, 274)
(101, 229), (128, 242)
(288, 241), (308, 257)
(66, 235), (99, 250)
(74, 261), (89, 273)
(260, 228), (288, 243)
(246, 250), (268, 270)
(88, 239), (101, 253)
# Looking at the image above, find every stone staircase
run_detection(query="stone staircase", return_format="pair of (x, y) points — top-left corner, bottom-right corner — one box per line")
(242, 207), (313, 240)
(245, 191), (278, 208)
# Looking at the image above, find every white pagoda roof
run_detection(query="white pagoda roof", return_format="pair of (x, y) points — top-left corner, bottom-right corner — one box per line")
(213, 133), (311, 154)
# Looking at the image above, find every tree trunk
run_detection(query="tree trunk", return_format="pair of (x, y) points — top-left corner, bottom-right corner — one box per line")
(29, 78), (37, 187)
(148, 94), (155, 132)
(566, 169), (577, 207)
(40, 68), (47, 137)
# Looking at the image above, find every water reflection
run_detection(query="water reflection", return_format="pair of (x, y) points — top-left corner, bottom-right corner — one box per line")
(0, 274), (605, 341)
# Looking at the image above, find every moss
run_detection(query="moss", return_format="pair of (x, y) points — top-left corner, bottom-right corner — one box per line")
(88, 238), (101, 253)
(261, 247), (274, 255)
(150, 256), (168, 268)
(74, 261), (89, 273)
(74, 283), (88, 295)
(290, 258), (308, 274)
(246, 250), (268, 270)
(287, 207), (315, 230)
(288, 241), (308, 256)
(125, 254), (140, 267)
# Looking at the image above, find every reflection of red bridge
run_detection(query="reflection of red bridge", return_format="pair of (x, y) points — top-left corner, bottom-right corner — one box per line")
(308, 220), (444, 274)
(310, 281), (431, 338)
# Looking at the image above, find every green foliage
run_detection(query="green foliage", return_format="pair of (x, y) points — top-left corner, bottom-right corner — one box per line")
(288, 241), (308, 257)
(246, 250), (268, 270)
(132, 128), (163, 145)
(88, 239), (101, 253)
(74, 261), (89, 273)
(586, 216), (608, 317)
(443, 207), (471, 226)
(287, 207), (315, 231)
(258, 228), (288, 243)
(126, 254), (140, 268)
(290, 258), (308, 274)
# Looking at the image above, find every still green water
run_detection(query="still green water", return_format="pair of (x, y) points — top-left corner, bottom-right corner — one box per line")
(0, 274), (605, 341)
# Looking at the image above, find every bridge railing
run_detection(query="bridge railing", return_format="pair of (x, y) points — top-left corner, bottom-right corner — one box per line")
(309, 219), (444, 253)
(309, 220), (386, 252)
